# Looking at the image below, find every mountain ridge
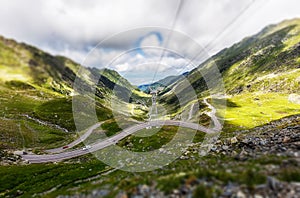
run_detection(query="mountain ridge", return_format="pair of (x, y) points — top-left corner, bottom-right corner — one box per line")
(1, 18), (300, 198)
(138, 72), (188, 92)
(0, 34), (148, 149)
(159, 18), (300, 129)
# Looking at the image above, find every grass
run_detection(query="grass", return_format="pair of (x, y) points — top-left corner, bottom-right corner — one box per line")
(279, 167), (300, 182)
(0, 159), (107, 197)
(0, 154), (283, 197)
(154, 154), (274, 196)
(118, 126), (179, 152)
(0, 122), (295, 198)
(132, 89), (151, 98)
(117, 126), (202, 152)
(1, 20), (300, 197)
(220, 92), (300, 129)
(99, 117), (143, 137)
(34, 96), (113, 132)
(22, 119), (69, 147)
(0, 86), (62, 149)
(0, 88), (42, 117)
(249, 68), (300, 93)
(0, 67), (31, 82)
(193, 184), (217, 198)
(282, 19), (300, 50)
(101, 120), (122, 137)
(0, 47), (31, 78)
(34, 98), (76, 131)
(0, 84), (113, 149)
(0, 117), (72, 150)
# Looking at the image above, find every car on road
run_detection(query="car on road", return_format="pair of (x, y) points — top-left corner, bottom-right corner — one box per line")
(82, 145), (91, 150)
(62, 146), (69, 149)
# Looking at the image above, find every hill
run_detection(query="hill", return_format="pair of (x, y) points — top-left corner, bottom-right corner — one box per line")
(160, 18), (300, 130)
(138, 72), (188, 93)
(1, 19), (300, 198)
(0, 35), (147, 149)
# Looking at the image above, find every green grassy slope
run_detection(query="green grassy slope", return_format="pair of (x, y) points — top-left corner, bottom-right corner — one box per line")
(0, 35), (147, 150)
(1, 115), (299, 197)
(1, 19), (300, 197)
(161, 18), (300, 129)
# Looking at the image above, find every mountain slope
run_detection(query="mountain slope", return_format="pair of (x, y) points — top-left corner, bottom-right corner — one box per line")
(0, 35), (146, 149)
(161, 18), (300, 129)
(1, 20), (300, 198)
(138, 72), (188, 92)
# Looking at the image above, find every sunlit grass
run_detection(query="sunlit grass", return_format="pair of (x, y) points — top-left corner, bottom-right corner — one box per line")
(282, 20), (300, 51)
(0, 65), (31, 82)
(220, 92), (300, 128)
(250, 69), (300, 93)
(0, 159), (107, 197)
(132, 89), (151, 98)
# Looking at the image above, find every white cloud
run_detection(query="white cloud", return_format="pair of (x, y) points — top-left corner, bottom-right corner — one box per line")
(0, 0), (299, 84)
(140, 33), (162, 49)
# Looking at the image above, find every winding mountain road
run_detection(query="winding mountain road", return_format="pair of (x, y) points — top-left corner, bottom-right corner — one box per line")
(187, 103), (195, 121)
(22, 99), (221, 163)
(45, 122), (102, 154)
(203, 98), (222, 130)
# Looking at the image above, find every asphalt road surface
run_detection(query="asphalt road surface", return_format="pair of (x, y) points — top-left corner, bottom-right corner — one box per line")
(45, 122), (102, 154)
(22, 100), (221, 163)
(203, 98), (222, 130)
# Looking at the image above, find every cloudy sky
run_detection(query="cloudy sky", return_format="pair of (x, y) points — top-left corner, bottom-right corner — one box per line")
(0, 0), (299, 85)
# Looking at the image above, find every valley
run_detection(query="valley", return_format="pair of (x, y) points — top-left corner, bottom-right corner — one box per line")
(0, 18), (300, 197)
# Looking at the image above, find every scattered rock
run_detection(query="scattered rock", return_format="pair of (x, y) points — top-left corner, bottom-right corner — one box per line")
(222, 145), (229, 150)
(283, 136), (290, 143)
(230, 137), (238, 144)
(288, 94), (300, 104)
(237, 190), (246, 198)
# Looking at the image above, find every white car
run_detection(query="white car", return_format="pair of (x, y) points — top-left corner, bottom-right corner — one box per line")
(82, 145), (91, 150)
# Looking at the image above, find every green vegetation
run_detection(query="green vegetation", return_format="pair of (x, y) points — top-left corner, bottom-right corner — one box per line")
(34, 98), (75, 131)
(0, 159), (107, 197)
(0, 151), (291, 197)
(279, 167), (300, 182)
(221, 92), (300, 129)
(1, 18), (300, 197)
(0, 33), (148, 150)
(101, 120), (122, 137)
(118, 126), (179, 152)
(160, 18), (300, 131)
(0, 118), (70, 149)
